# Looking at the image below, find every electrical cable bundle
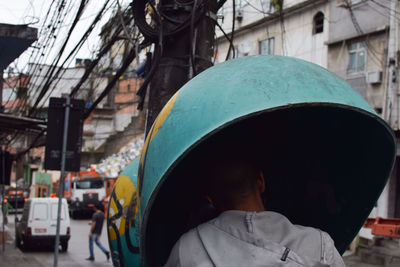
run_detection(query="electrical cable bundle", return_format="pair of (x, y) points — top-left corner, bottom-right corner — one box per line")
(133, 0), (208, 42)
(132, 0), (210, 110)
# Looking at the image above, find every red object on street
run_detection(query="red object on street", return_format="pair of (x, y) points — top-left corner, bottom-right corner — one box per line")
(364, 217), (400, 238)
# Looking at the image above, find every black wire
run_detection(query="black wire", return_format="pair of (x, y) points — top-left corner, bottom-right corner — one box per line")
(36, 0), (112, 112)
(29, 0), (89, 117)
(14, 0), (69, 116)
(174, 0), (195, 6)
(215, 21), (234, 60)
(231, 0), (235, 59)
(225, 0), (235, 60)
(136, 16), (164, 110)
(217, 0), (227, 10)
(225, 0), (236, 61)
(343, 0), (382, 65)
(83, 47), (138, 119)
(27, 0), (75, 101)
(158, 10), (186, 24)
(279, 7), (286, 56)
(69, 13), (130, 97)
(369, 0), (400, 18)
(133, 0), (207, 41)
(28, 1), (81, 112)
(190, 0), (199, 77)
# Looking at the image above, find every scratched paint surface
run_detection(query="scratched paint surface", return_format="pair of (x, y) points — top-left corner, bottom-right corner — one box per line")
(139, 55), (376, 215)
(108, 158), (140, 266)
(131, 56), (394, 265)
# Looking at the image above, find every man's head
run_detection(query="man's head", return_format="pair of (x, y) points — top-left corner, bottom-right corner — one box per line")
(94, 203), (103, 212)
(204, 153), (265, 212)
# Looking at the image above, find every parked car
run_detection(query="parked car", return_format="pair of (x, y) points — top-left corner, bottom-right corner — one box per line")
(15, 198), (71, 251)
(5, 187), (29, 212)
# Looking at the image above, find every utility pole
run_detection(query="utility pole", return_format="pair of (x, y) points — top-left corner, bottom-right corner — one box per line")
(144, 0), (220, 135)
(380, 0), (398, 219)
(384, 0), (398, 129)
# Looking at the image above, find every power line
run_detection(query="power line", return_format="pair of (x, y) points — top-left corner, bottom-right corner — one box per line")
(15, 0), (74, 116)
(84, 47), (137, 119)
(27, 1), (73, 88)
(25, 0), (77, 109)
(28, 0), (89, 117)
(225, 0), (236, 60)
(69, 24), (126, 97)
(34, 0), (113, 112)
(343, 0), (383, 66)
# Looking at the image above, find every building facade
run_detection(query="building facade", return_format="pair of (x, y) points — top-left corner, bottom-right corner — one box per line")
(216, 0), (329, 67)
(216, 0), (400, 232)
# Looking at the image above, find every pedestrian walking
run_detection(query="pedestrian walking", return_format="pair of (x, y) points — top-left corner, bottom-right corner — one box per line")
(86, 203), (110, 261)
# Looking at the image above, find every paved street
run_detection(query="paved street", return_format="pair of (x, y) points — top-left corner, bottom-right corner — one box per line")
(0, 215), (386, 267)
(3, 214), (112, 267)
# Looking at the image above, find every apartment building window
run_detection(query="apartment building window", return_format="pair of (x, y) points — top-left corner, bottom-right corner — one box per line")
(313, 12), (324, 34)
(259, 38), (274, 55)
(348, 41), (366, 73)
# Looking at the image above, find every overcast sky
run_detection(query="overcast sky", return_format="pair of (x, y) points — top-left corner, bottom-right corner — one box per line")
(0, 0), (129, 73)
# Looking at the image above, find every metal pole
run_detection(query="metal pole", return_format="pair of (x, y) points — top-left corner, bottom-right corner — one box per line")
(1, 147), (5, 252)
(15, 187), (17, 217)
(0, 71), (3, 112)
(53, 96), (70, 267)
(384, 0), (398, 125)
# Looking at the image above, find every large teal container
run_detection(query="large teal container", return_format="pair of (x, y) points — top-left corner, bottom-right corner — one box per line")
(111, 56), (396, 266)
(108, 158), (141, 266)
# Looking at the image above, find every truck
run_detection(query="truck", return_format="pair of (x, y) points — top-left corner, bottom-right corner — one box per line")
(65, 169), (106, 219)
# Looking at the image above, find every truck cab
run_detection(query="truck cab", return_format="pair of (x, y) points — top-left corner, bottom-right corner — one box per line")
(69, 176), (105, 218)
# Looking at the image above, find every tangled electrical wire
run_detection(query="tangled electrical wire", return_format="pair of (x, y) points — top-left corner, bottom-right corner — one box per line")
(132, 0), (209, 110)
(133, 0), (208, 42)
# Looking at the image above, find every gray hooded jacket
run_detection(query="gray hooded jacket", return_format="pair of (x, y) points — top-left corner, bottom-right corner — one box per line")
(165, 210), (346, 267)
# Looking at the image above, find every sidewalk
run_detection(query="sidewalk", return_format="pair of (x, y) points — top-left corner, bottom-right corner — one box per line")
(344, 253), (384, 267)
(0, 220), (44, 266)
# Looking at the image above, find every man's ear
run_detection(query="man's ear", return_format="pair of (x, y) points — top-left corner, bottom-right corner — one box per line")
(257, 171), (266, 193)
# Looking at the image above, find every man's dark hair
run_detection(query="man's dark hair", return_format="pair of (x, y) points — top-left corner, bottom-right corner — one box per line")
(95, 202), (104, 211)
(205, 152), (260, 209)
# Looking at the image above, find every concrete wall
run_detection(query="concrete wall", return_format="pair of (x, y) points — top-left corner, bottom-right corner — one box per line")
(328, 0), (389, 44)
(327, 31), (387, 113)
(217, 0), (312, 37)
(102, 111), (145, 157)
(216, 0), (329, 67)
(82, 109), (114, 151)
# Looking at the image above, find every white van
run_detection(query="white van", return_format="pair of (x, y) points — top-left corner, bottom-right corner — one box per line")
(15, 198), (71, 251)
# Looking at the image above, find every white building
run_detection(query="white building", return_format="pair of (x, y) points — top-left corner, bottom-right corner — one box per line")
(216, 0), (329, 67)
(216, 0), (400, 237)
